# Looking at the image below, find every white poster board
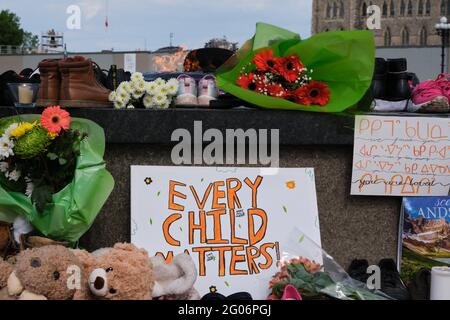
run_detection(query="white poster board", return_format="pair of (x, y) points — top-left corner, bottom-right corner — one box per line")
(131, 166), (321, 299)
(351, 115), (450, 196)
(124, 53), (136, 73)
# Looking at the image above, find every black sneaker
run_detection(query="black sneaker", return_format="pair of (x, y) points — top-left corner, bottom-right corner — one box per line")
(408, 268), (431, 300)
(348, 259), (370, 284)
(379, 259), (410, 300)
(386, 58), (411, 101)
(371, 58), (387, 99)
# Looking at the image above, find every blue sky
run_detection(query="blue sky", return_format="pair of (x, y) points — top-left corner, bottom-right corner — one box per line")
(0, 0), (312, 52)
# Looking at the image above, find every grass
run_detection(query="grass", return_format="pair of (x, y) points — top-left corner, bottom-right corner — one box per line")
(400, 247), (450, 284)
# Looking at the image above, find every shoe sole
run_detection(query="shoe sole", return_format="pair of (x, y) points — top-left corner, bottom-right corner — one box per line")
(59, 100), (112, 108)
(414, 96), (450, 113)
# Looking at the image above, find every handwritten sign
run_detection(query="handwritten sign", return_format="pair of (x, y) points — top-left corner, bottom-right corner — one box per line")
(131, 166), (321, 299)
(351, 115), (450, 196)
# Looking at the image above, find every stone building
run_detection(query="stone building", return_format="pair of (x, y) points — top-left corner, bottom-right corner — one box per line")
(311, 0), (450, 47)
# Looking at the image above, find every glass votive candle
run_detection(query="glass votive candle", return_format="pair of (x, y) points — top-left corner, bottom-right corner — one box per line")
(7, 83), (40, 108)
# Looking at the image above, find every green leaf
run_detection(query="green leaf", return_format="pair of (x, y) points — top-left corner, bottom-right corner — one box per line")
(58, 158), (67, 165)
(149, 218), (153, 225)
(299, 234), (305, 243)
(157, 191), (161, 197)
(283, 206), (288, 214)
(224, 281), (230, 287)
(31, 184), (54, 213)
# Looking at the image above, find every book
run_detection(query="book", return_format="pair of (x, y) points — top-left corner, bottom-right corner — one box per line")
(398, 197), (450, 283)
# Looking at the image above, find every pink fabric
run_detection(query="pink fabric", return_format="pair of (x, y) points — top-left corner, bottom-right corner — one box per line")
(281, 285), (303, 300)
(411, 79), (446, 105)
(435, 73), (450, 99)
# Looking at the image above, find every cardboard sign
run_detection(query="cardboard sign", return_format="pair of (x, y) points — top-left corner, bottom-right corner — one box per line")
(351, 115), (450, 196)
(124, 53), (136, 73)
(131, 166), (321, 299)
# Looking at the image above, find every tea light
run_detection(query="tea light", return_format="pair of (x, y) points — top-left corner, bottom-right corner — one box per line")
(18, 84), (33, 104)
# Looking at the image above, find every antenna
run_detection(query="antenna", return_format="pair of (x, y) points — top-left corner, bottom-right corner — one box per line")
(170, 33), (174, 47)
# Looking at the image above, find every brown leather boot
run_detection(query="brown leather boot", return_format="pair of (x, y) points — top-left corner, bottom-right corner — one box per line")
(36, 59), (61, 107)
(59, 56), (112, 108)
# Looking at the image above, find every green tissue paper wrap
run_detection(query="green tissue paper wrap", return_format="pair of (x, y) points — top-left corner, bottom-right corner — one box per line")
(216, 23), (375, 112)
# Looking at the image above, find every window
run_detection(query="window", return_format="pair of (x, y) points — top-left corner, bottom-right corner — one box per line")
(426, 0), (430, 15)
(383, 1), (388, 16)
(442, 0), (447, 16)
(333, 1), (338, 17)
(390, 0), (395, 16)
(402, 28), (410, 46)
(400, 0), (406, 15)
(407, 0), (413, 15)
(384, 28), (392, 46)
(418, 0), (423, 15)
(420, 27), (427, 46)
(326, 2), (331, 18)
(339, 1), (345, 17)
(362, 2), (367, 16)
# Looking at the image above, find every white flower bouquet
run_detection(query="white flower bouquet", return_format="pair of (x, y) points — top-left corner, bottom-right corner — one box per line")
(109, 72), (179, 109)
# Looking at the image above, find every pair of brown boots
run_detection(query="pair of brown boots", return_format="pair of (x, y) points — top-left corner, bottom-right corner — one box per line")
(37, 56), (112, 108)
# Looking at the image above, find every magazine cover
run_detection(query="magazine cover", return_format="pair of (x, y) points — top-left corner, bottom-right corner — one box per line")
(399, 197), (450, 283)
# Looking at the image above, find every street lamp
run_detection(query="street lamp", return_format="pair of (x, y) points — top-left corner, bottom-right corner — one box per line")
(435, 16), (450, 74)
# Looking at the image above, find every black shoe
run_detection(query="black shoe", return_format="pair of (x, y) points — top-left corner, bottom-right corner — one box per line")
(348, 259), (370, 284)
(371, 58), (387, 99)
(201, 292), (253, 300)
(106, 65), (131, 91)
(386, 58), (411, 101)
(0, 70), (40, 106)
(379, 259), (410, 300)
(408, 268), (431, 300)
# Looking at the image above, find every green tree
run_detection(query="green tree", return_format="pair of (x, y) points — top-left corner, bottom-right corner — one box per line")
(0, 10), (39, 48)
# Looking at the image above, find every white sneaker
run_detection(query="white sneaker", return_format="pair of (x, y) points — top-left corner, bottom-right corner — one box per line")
(175, 74), (198, 106)
(197, 74), (218, 106)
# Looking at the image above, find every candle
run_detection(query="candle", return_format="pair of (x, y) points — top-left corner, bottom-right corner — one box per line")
(18, 84), (33, 104)
(430, 267), (450, 300)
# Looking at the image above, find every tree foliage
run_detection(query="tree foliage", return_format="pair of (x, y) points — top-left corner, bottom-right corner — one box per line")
(0, 10), (39, 48)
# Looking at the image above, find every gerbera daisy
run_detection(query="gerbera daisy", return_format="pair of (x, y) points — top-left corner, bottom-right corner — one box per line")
(253, 49), (278, 72)
(302, 80), (330, 106)
(40, 106), (71, 134)
(267, 84), (287, 98)
(291, 86), (312, 106)
(236, 72), (258, 91)
(276, 55), (304, 83)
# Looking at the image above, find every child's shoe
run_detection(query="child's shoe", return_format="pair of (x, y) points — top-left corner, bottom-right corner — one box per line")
(197, 74), (218, 106)
(175, 74), (198, 106)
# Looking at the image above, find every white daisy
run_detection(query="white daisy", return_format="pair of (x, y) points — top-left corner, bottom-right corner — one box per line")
(127, 104), (135, 109)
(166, 78), (179, 96)
(146, 81), (158, 95)
(132, 89), (144, 100)
(118, 81), (131, 93)
(0, 137), (14, 160)
(158, 85), (169, 96)
(116, 89), (130, 104)
(155, 77), (166, 87)
(3, 122), (20, 139)
(135, 79), (147, 92)
(131, 72), (144, 82)
(108, 91), (117, 102)
(152, 93), (168, 107)
(157, 100), (171, 109)
(143, 94), (153, 109)
(8, 169), (21, 182)
(114, 100), (125, 109)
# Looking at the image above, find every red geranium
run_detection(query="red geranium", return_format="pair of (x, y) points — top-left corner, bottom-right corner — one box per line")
(236, 72), (259, 91)
(299, 80), (330, 106)
(253, 49), (278, 72)
(276, 55), (304, 83)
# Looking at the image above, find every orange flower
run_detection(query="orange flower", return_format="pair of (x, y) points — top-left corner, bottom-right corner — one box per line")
(286, 181), (296, 189)
(252, 49), (278, 72)
(40, 106), (71, 134)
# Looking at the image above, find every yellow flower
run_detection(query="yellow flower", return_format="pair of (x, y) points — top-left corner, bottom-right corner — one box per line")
(48, 132), (59, 140)
(10, 122), (37, 139)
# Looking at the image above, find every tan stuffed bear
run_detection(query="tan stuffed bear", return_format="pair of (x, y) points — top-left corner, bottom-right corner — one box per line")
(0, 258), (14, 300)
(150, 253), (200, 300)
(7, 245), (83, 300)
(73, 243), (154, 300)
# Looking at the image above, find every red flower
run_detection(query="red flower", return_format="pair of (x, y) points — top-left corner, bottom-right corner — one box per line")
(267, 84), (287, 98)
(291, 86), (312, 106)
(276, 55), (304, 82)
(40, 106), (71, 134)
(304, 81), (330, 106)
(253, 49), (278, 72)
(236, 72), (258, 91)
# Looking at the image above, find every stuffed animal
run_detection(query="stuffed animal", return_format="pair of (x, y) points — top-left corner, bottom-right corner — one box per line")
(0, 258), (13, 300)
(150, 253), (200, 300)
(6, 245), (83, 300)
(73, 243), (154, 300)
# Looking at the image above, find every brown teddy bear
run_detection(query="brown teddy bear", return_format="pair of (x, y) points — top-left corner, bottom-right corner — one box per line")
(73, 243), (154, 300)
(0, 258), (13, 300)
(7, 245), (83, 300)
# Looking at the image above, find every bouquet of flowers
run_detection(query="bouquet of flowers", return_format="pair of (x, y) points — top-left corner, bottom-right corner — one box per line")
(236, 49), (330, 106)
(216, 23), (375, 112)
(109, 72), (179, 109)
(0, 107), (114, 242)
